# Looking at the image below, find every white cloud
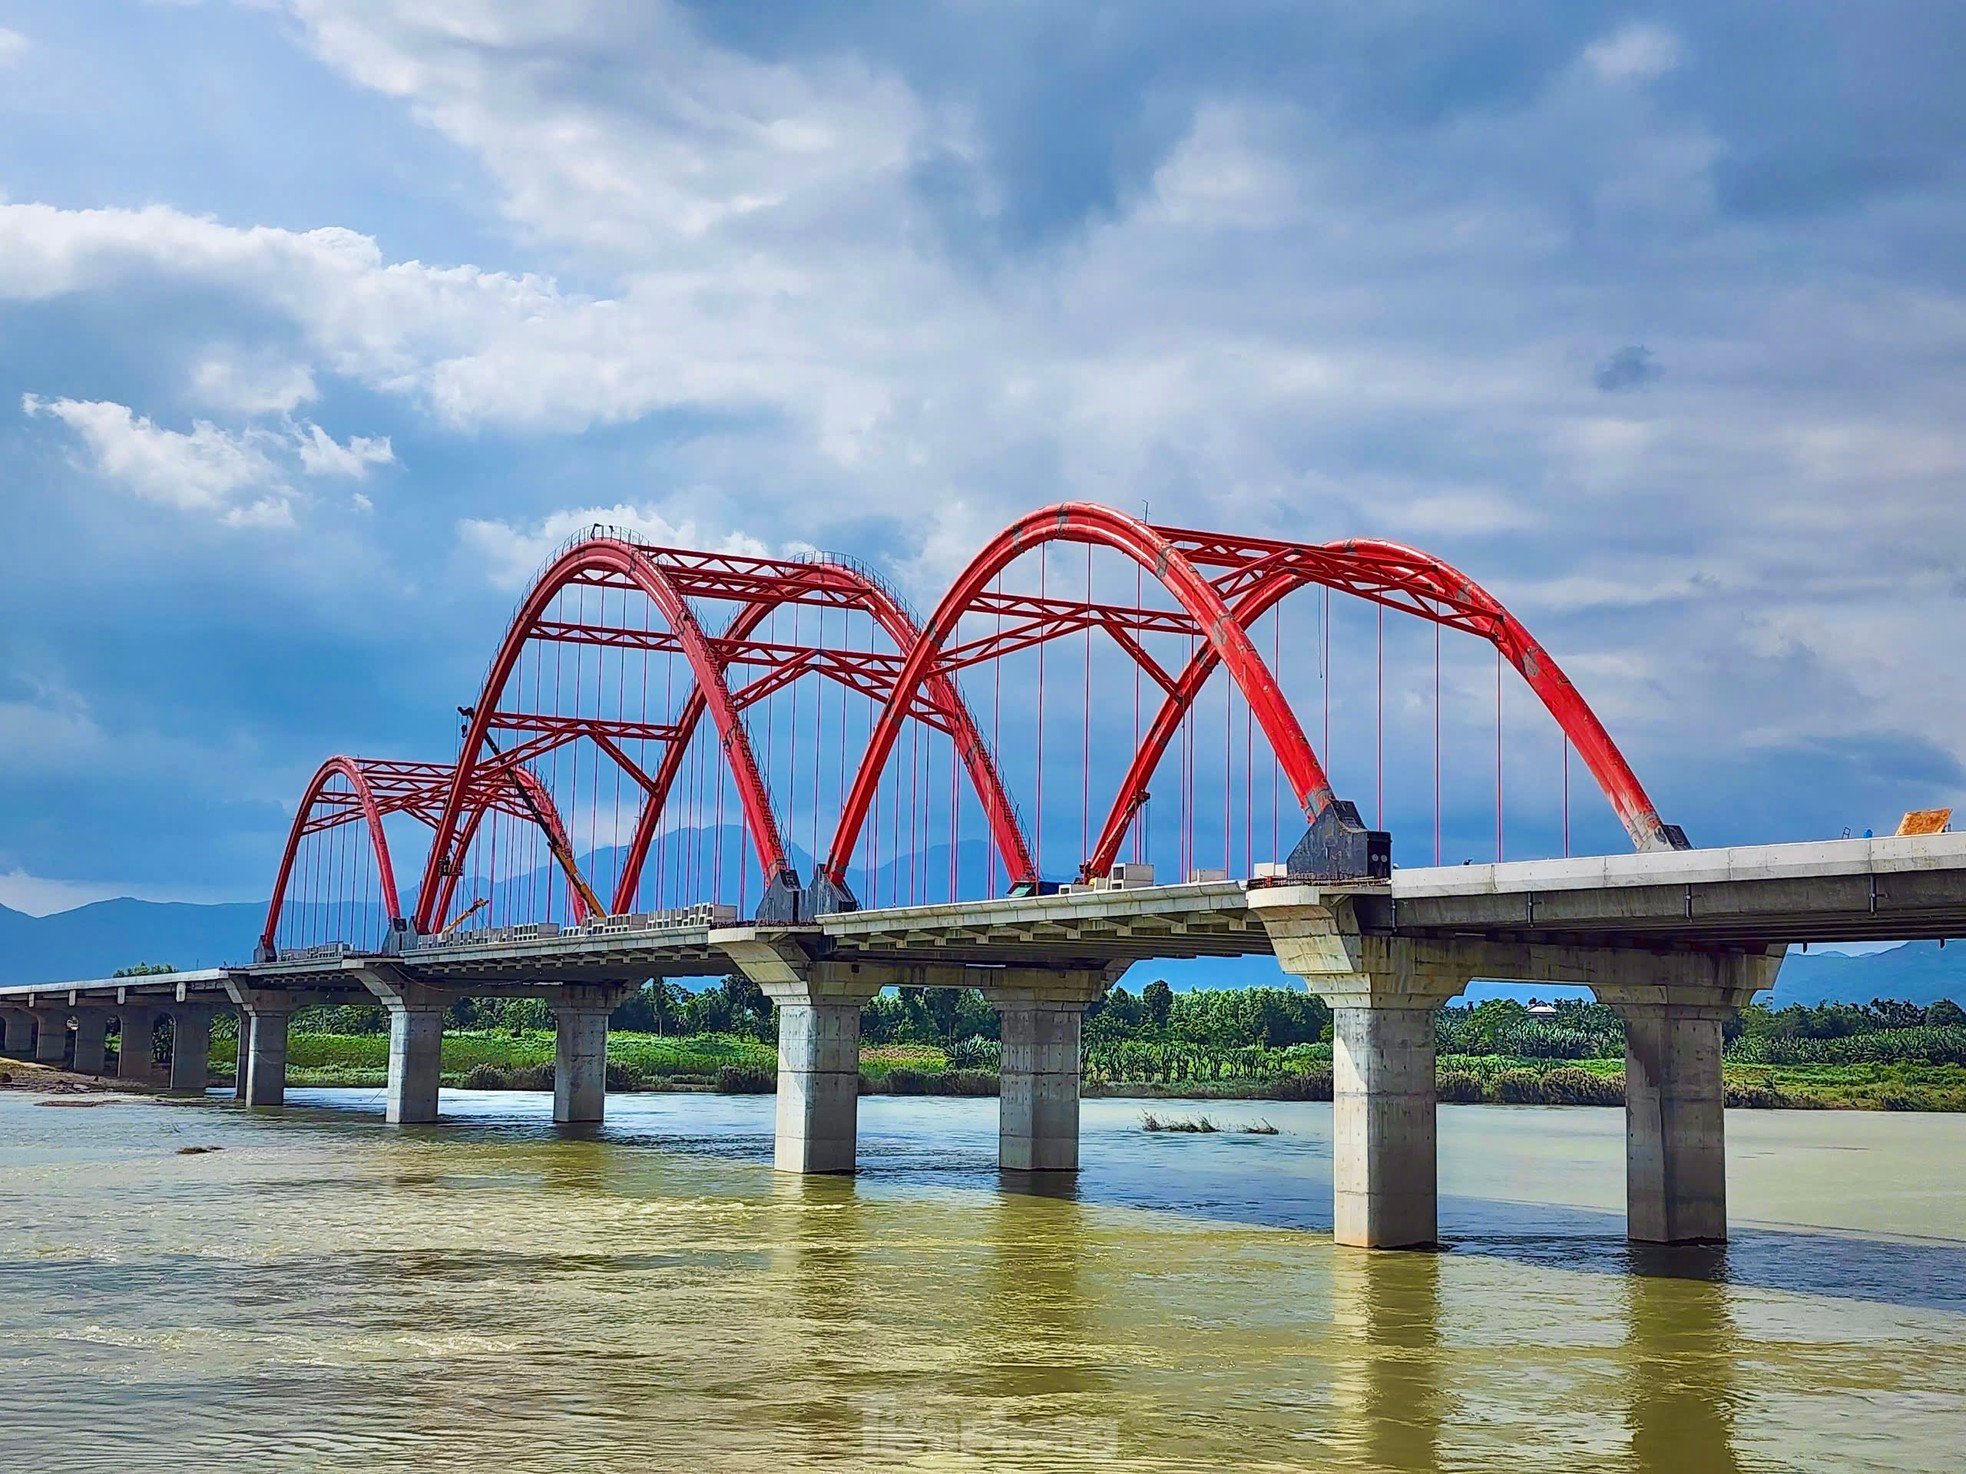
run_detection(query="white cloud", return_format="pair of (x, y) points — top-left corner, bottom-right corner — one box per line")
(21, 393), (398, 526)
(190, 351), (318, 415)
(457, 504), (771, 590)
(295, 421), (395, 477)
(0, 27), (26, 67)
(1582, 24), (1683, 84)
(22, 393), (295, 526)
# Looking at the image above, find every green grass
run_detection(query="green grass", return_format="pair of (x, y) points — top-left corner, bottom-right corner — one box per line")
(231, 1028), (1966, 1109)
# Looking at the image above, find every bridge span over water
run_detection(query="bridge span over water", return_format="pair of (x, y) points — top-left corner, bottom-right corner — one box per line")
(9, 834), (1966, 1250)
(9, 503), (1965, 1250)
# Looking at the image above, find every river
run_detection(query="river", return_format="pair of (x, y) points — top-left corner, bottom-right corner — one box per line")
(1, 1088), (1961, 1472)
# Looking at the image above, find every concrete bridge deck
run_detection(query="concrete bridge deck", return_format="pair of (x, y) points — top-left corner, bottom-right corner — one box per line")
(6, 832), (1966, 1255)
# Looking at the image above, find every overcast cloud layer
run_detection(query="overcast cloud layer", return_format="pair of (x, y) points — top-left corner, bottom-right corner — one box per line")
(1, 0), (1963, 908)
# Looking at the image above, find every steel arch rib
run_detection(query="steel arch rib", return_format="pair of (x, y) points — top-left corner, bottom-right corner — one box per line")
(609, 559), (1035, 913)
(821, 502), (1337, 895)
(260, 756), (405, 955)
(415, 537), (789, 936)
(1083, 539), (1682, 877)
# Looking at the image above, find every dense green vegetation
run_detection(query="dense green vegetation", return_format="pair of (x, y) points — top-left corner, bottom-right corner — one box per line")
(195, 978), (1966, 1110)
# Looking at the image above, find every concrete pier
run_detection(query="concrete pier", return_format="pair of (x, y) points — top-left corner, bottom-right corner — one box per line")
(1329, 1003), (1444, 1248)
(1, 1007), (30, 1053)
(71, 1009), (109, 1075)
(243, 1008), (292, 1107)
(770, 988), (869, 1173)
(550, 987), (629, 1124)
(168, 1006), (218, 1094)
(1613, 1005), (1730, 1243)
(30, 1010), (66, 1064)
(989, 979), (1109, 1172)
(1251, 889), (1475, 1249)
(385, 1005), (444, 1124)
(116, 1005), (163, 1084)
(717, 933), (883, 1174)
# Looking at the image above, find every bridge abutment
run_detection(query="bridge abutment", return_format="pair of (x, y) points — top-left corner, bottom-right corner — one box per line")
(551, 986), (633, 1124)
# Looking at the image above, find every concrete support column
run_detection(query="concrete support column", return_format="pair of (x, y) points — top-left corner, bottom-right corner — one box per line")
(233, 1009), (249, 1099)
(770, 991), (867, 1173)
(1613, 1005), (1729, 1244)
(549, 987), (631, 1125)
(715, 934), (884, 1175)
(1250, 888), (1472, 1251)
(1, 1008), (31, 1054)
(30, 1010), (67, 1064)
(116, 1006), (164, 1084)
(243, 1008), (293, 1107)
(385, 1005), (445, 1124)
(71, 1009), (109, 1075)
(1330, 1004), (1442, 1249)
(1595, 950), (1780, 1246)
(168, 1007), (218, 1094)
(991, 995), (1092, 1172)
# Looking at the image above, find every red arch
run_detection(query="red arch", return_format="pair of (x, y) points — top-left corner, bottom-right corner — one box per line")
(1081, 537), (1684, 878)
(262, 758), (592, 957)
(820, 503), (1337, 897)
(416, 537), (791, 935)
(609, 557), (1035, 913)
(260, 757), (405, 956)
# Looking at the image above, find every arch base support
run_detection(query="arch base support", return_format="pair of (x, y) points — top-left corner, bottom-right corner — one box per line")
(1286, 799), (1391, 883)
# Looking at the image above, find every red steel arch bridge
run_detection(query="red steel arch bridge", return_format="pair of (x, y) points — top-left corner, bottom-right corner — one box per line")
(261, 501), (1686, 962)
(15, 499), (1966, 1253)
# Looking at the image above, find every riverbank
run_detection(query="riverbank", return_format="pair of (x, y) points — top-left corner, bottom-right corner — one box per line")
(186, 1030), (1966, 1111)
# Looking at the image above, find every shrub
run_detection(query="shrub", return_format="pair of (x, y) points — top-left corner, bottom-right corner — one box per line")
(1725, 1079), (1785, 1109)
(1492, 1069), (1547, 1104)
(716, 1064), (775, 1094)
(605, 1061), (644, 1092)
(940, 1069), (999, 1097)
(1539, 1067), (1623, 1106)
(1269, 1068), (1334, 1101)
(946, 1035), (1001, 1070)
(509, 1063), (555, 1091)
(462, 1063), (511, 1090)
(881, 1067), (933, 1095)
(1436, 1071), (1483, 1103)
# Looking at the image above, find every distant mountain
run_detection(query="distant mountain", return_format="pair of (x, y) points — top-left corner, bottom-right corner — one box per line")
(1767, 942), (1966, 1008)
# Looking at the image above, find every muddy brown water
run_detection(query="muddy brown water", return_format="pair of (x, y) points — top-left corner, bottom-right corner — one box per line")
(2, 1090), (1961, 1472)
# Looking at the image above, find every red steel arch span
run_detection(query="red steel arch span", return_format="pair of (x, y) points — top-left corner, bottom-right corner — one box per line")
(258, 755), (583, 959)
(812, 502), (1686, 909)
(413, 534), (1033, 936)
(262, 506), (1683, 953)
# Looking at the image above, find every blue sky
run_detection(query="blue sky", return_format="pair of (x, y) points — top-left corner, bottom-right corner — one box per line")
(1, 1), (1963, 912)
